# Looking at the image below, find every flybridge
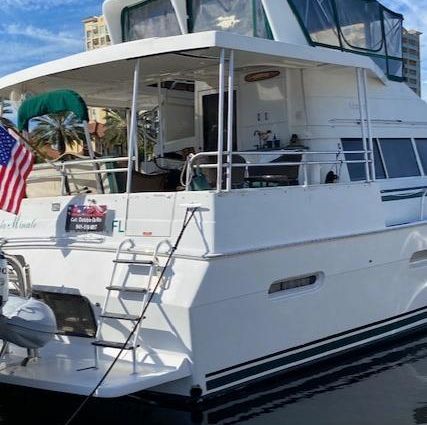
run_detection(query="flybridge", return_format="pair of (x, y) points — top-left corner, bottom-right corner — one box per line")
(103, 0), (403, 80)
(288, 0), (404, 80)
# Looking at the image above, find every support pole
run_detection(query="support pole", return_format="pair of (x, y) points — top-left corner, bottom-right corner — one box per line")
(362, 69), (375, 181)
(226, 50), (235, 192)
(217, 49), (226, 192)
(356, 68), (370, 182)
(83, 121), (104, 194)
(127, 59), (141, 194)
(158, 79), (164, 168)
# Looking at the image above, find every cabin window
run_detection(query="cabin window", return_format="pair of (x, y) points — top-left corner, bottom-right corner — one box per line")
(415, 139), (427, 174)
(33, 291), (97, 338)
(379, 138), (420, 178)
(122, 0), (182, 42)
(288, 0), (403, 80)
(188, 0), (272, 39)
(269, 275), (317, 295)
(341, 138), (385, 181)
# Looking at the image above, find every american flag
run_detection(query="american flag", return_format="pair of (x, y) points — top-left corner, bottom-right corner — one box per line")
(0, 126), (34, 214)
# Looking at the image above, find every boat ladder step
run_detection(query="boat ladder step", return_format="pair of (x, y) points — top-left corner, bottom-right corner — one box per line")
(113, 259), (154, 266)
(100, 312), (142, 321)
(94, 238), (168, 372)
(92, 340), (139, 350)
(106, 285), (148, 294)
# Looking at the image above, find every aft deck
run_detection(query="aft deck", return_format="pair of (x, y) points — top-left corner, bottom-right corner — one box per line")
(0, 337), (190, 397)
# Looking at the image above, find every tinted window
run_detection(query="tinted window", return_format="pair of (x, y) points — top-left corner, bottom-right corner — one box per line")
(122, 0), (181, 41)
(33, 291), (97, 338)
(373, 140), (386, 179)
(379, 138), (420, 178)
(269, 275), (317, 295)
(342, 138), (386, 181)
(415, 139), (427, 174)
(189, 0), (270, 39)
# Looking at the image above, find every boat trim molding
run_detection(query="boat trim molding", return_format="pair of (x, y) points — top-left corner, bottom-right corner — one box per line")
(205, 306), (427, 391)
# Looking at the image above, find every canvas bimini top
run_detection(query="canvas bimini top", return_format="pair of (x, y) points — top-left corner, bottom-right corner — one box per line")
(287, 0), (403, 80)
(106, 0), (403, 81)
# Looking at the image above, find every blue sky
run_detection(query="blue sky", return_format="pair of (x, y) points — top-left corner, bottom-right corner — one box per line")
(0, 0), (424, 93)
(0, 0), (101, 77)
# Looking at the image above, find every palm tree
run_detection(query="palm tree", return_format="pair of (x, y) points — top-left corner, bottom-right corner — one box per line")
(102, 110), (128, 154)
(31, 112), (84, 155)
(0, 99), (12, 116)
(102, 109), (157, 157)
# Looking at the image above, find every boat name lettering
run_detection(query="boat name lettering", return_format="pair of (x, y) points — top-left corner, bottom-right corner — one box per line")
(0, 217), (37, 230)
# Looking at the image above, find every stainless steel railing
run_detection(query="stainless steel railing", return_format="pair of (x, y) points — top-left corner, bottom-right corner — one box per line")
(185, 150), (373, 191)
(27, 156), (133, 196)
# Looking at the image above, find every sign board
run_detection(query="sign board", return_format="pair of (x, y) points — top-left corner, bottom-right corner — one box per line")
(66, 205), (107, 233)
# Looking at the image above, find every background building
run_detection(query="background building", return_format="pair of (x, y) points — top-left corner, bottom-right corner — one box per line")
(402, 28), (422, 97)
(83, 15), (112, 152)
(83, 15), (111, 51)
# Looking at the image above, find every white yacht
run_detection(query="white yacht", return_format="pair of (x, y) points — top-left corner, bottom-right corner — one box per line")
(0, 0), (426, 402)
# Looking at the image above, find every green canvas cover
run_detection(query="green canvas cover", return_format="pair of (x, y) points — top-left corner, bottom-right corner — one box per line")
(18, 89), (89, 131)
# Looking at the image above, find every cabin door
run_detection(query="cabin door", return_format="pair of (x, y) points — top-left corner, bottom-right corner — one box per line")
(202, 91), (237, 152)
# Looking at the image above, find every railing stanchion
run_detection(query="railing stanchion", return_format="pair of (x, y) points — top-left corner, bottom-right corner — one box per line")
(127, 59), (141, 194)
(362, 69), (375, 181)
(226, 50), (235, 192)
(216, 49), (226, 192)
(303, 159), (308, 187)
(356, 68), (370, 182)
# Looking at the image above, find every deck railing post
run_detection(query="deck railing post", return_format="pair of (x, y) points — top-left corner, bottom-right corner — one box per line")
(226, 50), (235, 192)
(127, 59), (141, 194)
(362, 69), (376, 181)
(158, 79), (165, 169)
(217, 49), (226, 192)
(356, 68), (370, 182)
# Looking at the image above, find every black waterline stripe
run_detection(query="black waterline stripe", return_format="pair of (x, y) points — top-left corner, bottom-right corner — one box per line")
(206, 306), (427, 379)
(381, 186), (427, 193)
(206, 309), (427, 390)
(382, 192), (424, 201)
(381, 186), (427, 194)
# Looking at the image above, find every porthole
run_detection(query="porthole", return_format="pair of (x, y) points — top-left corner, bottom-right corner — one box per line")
(268, 274), (318, 295)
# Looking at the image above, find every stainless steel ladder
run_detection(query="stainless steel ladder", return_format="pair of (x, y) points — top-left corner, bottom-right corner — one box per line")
(93, 239), (163, 374)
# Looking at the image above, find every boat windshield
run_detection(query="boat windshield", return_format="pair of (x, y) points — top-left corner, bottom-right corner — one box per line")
(288, 0), (403, 80)
(122, 0), (272, 42)
(122, 0), (181, 42)
(188, 0), (271, 39)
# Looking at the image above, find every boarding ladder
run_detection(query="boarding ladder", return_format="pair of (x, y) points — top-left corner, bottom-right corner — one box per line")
(92, 239), (166, 373)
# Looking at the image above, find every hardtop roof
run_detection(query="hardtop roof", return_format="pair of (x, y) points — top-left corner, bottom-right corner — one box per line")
(0, 31), (387, 108)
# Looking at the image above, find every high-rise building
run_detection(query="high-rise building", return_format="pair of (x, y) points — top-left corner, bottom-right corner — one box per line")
(83, 15), (111, 51)
(402, 28), (422, 97)
(83, 15), (112, 144)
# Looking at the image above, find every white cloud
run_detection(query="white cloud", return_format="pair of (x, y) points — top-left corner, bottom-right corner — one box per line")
(1, 24), (81, 49)
(0, 0), (81, 11)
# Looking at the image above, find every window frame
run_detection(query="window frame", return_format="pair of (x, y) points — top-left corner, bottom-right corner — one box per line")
(186, 0), (274, 40)
(286, 0), (404, 81)
(377, 137), (421, 179)
(32, 290), (97, 339)
(121, 0), (183, 43)
(413, 138), (427, 176)
(268, 273), (322, 299)
(341, 138), (387, 181)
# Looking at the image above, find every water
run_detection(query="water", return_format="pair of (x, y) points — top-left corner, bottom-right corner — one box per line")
(1, 331), (427, 425)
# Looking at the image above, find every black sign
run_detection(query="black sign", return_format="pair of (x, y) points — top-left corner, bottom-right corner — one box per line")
(66, 205), (107, 233)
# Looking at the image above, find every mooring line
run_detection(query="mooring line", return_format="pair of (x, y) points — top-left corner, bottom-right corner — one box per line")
(64, 207), (198, 425)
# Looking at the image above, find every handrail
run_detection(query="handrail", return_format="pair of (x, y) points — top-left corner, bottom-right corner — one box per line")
(33, 156), (131, 170)
(27, 168), (128, 181)
(186, 150), (372, 190)
(28, 156), (134, 195)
